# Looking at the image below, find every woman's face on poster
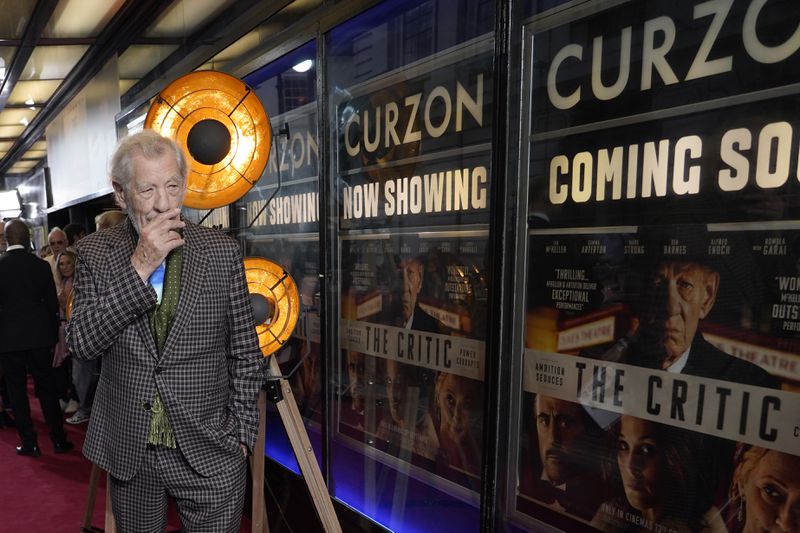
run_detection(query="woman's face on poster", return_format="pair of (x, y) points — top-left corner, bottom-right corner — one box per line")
(617, 416), (663, 515)
(742, 450), (800, 533)
(438, 373), (477, 438)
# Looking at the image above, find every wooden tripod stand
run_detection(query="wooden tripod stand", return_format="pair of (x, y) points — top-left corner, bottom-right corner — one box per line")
(82, 356), (341, 533)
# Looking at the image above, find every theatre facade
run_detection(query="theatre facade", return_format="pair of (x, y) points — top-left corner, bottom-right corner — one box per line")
(29, 0), (800, 531)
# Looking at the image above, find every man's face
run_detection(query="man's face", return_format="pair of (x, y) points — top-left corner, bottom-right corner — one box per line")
(642, 262), (719, 367)
(49, 230), (67, 255)
(0, 221), (5, 251)
(114, 152), (185, 232)
(401, 259), (423, 321)
(386, 359), (409, 425)
(347, 351), (367, 414)
(535, 396), (586, 486)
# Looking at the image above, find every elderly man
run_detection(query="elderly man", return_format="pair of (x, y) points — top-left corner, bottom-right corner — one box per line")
(66, 130), (266, 531)
(0, 219), (72, 455)
(624, 232), (778, 389)
(399, 254), (441, 332)
(45, 226), (68, 284)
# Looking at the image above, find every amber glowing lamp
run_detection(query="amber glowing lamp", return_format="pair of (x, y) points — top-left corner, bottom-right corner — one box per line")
(244, 257), (300, 357)
(145, 71), (271, 209)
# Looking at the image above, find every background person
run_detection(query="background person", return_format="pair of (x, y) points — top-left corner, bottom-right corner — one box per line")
(51, 250), (80, 416)
(44, 227), (68, 285)
(95, 209), (127, 231)
(0, 219), (72, 456)
(54, 251), (96, 425)
(63, 223), (86, 250)
(0, 218), (13, 428)
(66, 130), (266, 531)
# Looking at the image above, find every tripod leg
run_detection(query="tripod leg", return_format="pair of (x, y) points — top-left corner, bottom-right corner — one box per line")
(251, 390), (270, 533)
(105, 474), (117, 533)
(268, 357), (341, 533)
(82, 463), (102, 530)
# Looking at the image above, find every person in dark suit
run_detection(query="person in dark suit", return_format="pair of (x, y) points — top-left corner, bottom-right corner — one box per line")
(524, 394), (605, 520)
(66, 130), (266, 531)
(0, 218), (14, 429)
(626, 246), (777, 389)
(0, 219), (73, 455)
(400, 254), (442, 332)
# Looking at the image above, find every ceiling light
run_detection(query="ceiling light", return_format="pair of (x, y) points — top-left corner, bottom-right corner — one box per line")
(292, 59), (313, 73)
(19, 117), (29, 126)
(24, 98), (34, 106)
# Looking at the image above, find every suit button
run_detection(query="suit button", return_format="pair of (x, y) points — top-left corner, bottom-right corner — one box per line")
(142, 402), (151, 411)
(155, 367), (163, 374)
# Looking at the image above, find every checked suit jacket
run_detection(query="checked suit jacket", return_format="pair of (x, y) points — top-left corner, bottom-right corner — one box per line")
(66, 219), (266, 480)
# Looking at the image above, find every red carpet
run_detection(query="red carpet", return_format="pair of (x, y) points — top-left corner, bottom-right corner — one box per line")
(0, 378), (252, 532)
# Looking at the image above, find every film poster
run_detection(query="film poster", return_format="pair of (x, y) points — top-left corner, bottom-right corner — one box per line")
(518, 1), (800, 532)
(334, 40), (493, 491)
(339, 233), (488, 489)
(244, 105), (322, 424)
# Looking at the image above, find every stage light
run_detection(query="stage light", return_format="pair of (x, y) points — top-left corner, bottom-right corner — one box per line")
(244, 257), (300, 357)
(144, 70), (271, 209)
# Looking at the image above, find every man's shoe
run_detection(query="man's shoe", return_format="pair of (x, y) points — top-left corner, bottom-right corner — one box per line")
(15, 444), (41, 457)
(53, 440), (74, 454)
(66, 412), (89, 425)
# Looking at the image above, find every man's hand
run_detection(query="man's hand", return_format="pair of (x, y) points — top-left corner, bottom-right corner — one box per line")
(240, 443), (249, 458)
(131, 208), (185, 281)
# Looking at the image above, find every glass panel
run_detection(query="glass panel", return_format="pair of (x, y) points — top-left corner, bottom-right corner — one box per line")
(0, 46), (16, 77)
(0, 108), (38, 126)
(509, 1), (800, 532)
(10, 160), (37, 172)
(119, 79), (138, 95)
(21, 45), (89, 80)
(8, 80), (63, 104)
(117, 45), (180, 79)
(145, 0), (237, 38)
(0, 1), (35, 39)
(240, 40), (321, 471)
(31, 140), (47, 151)
(0, 124), (25, 137)
(43, 0), (119, 37)
(328, 0), (494, 531)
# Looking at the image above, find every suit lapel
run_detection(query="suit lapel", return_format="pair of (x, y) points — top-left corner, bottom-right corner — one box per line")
(109, 220), (159, 360)
(161, 221), (208, 360)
